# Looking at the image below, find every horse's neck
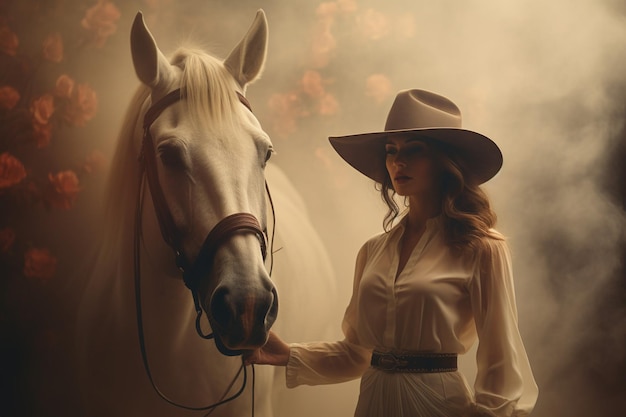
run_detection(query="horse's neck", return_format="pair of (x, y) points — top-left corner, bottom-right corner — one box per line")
(264, 164), (339, 341)
(89, 183), (200, 347)
(135, 189), (199, 336)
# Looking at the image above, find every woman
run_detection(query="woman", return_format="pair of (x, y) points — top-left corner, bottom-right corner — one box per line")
(246, 89), (538, 417)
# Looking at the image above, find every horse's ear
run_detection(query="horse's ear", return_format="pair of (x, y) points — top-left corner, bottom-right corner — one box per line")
(130, 12), (172, 89)
(224, 9), (268, 90)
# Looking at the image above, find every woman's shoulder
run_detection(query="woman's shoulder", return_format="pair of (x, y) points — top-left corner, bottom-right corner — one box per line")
(475, 229), (512, 264)
(357, 226), (398, 257)
(359, 231), (386, 252)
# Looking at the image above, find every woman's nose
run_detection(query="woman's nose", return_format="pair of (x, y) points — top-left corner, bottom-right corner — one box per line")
(393, 153), (407, 167)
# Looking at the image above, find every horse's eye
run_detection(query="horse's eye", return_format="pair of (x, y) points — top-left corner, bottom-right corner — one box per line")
(158, 142), (188, 170)
(265, 149), (273, 163)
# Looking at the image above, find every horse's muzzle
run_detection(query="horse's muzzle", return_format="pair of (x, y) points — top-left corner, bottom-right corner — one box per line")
(209, 280), (278, 354)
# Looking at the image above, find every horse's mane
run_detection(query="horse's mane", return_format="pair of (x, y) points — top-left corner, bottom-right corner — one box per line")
(102, 47), (242, 250)
(171, 48), (242, 131)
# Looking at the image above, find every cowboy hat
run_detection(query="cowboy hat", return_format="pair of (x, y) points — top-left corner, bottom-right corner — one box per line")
(328, 89), (503, 184)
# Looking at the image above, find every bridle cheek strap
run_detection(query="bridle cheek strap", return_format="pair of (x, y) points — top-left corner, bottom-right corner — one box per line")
(141, 89), (183, 251)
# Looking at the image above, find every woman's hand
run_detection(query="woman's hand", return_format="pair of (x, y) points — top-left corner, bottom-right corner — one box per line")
(243, 331), (290, 366)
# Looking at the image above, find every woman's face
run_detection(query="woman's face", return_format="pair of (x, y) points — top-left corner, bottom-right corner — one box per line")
(385, 135), (442, 198)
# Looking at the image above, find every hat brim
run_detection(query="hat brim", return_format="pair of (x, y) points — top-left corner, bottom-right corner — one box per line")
(329, 128), (503, 184)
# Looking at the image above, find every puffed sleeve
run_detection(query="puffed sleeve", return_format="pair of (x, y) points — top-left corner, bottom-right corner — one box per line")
(468, 237), (538, 417)
(285, 242), (373, 388)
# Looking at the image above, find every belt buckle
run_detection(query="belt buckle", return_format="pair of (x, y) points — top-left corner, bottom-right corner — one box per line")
(377, 353), (408, 371)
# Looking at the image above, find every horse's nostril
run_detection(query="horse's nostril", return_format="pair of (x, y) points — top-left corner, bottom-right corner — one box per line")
(210, 287), (233, 331)
(266, 286), (279, 328)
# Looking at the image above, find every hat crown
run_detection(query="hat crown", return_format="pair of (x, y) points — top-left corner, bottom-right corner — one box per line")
(384, 89), (462, 131)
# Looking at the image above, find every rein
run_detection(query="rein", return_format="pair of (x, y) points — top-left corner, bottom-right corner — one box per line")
(133, 88), (273, 414)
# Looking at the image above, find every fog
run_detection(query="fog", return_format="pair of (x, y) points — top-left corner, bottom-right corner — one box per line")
(2, 0), (625, 416)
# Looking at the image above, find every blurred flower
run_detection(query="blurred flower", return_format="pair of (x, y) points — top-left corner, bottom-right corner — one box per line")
(33, 122), (53, 148)
(357, 8), (390, 40)
(63, 83), (97, 126)
(30, 94), (55, 125)
(81, 0), (121, 48)
(82, 149), (107, 174)
(310, 22), (336, 68)
(23, 247), (57, 280)
(268, 92), (306, 138)
(318, 92), (339, 116)
(365, 74), (393, 104)
(316, 2), (339, 19)
(30, 94), (55, 148)
(311, 2), (340, 68)
(0, 24), (18, 56)
(42, 32), (64, 63)
(54, 75), (75, 99)
(47, 170), (80, 209)
(301, 70), (326, 99)
(300, 70), (338, 115)
(0, 85), (20, 110)
(337, 0), (358, 13)
(0, 152), (27, 188)
(0, 227), (16, 252)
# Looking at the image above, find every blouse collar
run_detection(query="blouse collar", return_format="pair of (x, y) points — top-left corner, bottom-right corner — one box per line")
(396, 213), (443, 233)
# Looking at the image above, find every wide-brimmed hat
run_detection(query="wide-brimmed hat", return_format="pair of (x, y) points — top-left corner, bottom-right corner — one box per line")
(329, 89), (503, 184)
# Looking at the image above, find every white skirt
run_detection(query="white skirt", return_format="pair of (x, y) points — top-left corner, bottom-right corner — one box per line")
(354, 368), (474, 417)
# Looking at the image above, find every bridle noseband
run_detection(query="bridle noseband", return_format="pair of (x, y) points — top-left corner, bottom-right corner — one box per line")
(133, 88), (272, 414)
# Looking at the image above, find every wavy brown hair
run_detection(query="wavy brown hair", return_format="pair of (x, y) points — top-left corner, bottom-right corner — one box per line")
(378, 141), (502, 254)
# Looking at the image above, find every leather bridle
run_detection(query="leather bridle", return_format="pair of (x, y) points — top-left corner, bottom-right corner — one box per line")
(133, 88), (273, 414)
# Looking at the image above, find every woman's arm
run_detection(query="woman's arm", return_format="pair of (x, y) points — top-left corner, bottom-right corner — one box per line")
(469, 237), (539, 417)
(245, 240), (373, 387)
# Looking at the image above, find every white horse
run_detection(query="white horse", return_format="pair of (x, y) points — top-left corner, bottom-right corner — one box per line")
(77, 10), (337, 416)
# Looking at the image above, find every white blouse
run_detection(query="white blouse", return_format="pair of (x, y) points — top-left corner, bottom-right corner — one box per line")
(286, 215), (538, 417)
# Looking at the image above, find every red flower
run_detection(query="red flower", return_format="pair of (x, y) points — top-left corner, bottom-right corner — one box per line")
(268, 92), (306, 137)
(0, 24), (18, 56)
(42, 32), (64, 63)
(83, 149), (107, 174)
(30, 94), (55, 148)
(23, 247), (57, 280)
(365, 74), (393, 104)
(63, 83), (97, 126)
(47, 170), (80, 209)
(54, 75), (75, 99)
(30, 94), (55, 125)
(300, 70), (326, 99)
(0, 86), (20, 110)
(0, 152), (27, 188)
(81, 0), (121, 48)
(0, 227), (16, 252)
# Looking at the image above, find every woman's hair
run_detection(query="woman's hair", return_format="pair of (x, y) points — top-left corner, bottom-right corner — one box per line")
(378, 142), (502, 253)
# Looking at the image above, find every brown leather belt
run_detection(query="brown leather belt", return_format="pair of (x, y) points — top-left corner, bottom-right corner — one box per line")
(371, 351), (458, 373)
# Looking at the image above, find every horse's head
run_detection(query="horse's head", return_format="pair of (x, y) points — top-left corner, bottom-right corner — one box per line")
(130, 10), (276, 354)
